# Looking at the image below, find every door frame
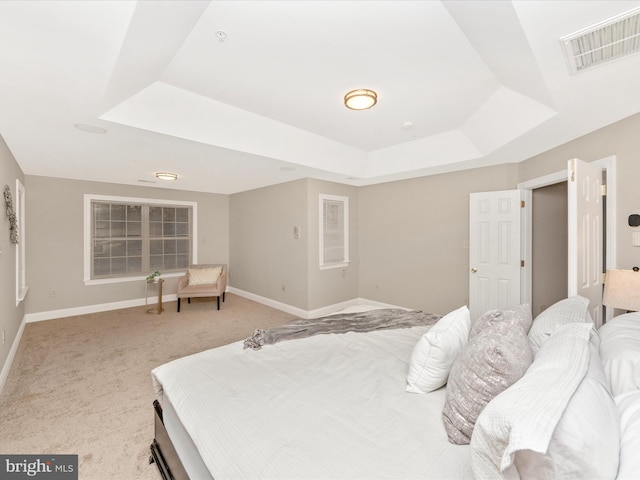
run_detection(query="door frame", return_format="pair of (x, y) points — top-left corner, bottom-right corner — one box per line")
(517, 155), (617, 322)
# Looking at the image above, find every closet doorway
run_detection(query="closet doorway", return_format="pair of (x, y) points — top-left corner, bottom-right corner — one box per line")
(519, 155), (616, 325)
(531, 181), (568, 317)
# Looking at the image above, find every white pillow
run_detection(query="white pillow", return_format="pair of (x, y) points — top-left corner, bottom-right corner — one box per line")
(541, 339), (619, 479)
(471, 323), (620, 479)
(528, 295), (590, 356)
(599, 312), (640, 396)
(405, 305), (470, 394)
(616, 390), (640, 480)
(188, 266), (222, 286)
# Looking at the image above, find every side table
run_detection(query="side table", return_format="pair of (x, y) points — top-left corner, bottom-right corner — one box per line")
(145, 278), (164, 314)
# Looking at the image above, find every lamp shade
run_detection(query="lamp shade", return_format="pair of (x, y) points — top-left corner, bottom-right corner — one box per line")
(603, 269), (640, 311)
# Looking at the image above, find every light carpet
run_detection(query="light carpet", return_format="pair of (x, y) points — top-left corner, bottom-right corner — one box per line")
(0, 294), (295, 480)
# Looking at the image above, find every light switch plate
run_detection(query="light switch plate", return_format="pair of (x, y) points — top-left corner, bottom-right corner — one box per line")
(633, 231), (640, 246)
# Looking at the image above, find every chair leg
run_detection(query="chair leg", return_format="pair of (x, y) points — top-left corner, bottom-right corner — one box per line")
(177, 298), (181, 312)
(188, 298), (191, 304)
(222, 292), (226, 302)
(217, 296), (220, 310)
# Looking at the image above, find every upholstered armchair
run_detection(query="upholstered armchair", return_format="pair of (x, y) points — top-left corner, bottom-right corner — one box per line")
(176, 264), (227, 311)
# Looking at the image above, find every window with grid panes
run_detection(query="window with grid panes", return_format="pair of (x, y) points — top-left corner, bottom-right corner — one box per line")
(91, 200), (192, 279)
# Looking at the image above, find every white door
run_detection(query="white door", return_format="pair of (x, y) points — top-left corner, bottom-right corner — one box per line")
(469, 190), (522, 321)
(568, 158), (603, 326)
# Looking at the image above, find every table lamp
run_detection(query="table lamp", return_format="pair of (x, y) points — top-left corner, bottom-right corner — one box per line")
(603, 268), (640, 312)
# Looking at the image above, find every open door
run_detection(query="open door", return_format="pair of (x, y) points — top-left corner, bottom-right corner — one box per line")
(469, 190), (522, 321)
(568, 158), (603, 326)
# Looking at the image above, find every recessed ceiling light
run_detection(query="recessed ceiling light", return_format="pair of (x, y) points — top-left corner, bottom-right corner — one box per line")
(74, 123), (107, 134)
(344, 89), (377, 110)
(155, 172), (178, 181)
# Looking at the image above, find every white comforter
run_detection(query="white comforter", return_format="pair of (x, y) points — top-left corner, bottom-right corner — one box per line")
(152, 325), (472, 480)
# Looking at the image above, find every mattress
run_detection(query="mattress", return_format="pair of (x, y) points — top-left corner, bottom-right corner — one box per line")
(152, 323), (472, 479)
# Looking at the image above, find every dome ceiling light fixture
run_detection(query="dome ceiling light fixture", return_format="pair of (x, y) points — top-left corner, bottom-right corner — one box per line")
(344, 89), (377, 110)
(155, 172), (178, 181)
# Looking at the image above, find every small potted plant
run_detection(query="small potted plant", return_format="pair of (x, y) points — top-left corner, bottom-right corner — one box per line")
(146, 271), (161, 283)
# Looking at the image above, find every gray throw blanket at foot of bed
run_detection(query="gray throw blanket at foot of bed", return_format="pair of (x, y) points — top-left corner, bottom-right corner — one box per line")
(243, 308), (441, 350)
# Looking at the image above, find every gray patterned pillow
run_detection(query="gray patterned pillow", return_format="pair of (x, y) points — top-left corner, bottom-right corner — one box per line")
(470, 304), (533, 339)
(442, 321), (533, 445)
(528, 296), (590, 356)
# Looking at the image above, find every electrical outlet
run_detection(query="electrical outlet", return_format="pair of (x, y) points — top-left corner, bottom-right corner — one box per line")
(281, 284), (287, 293)
(50, 289), (57, 297)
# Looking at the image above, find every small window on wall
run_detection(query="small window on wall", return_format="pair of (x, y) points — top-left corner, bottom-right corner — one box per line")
(319, 194), (349, 268)
(84, 195), (196, 283)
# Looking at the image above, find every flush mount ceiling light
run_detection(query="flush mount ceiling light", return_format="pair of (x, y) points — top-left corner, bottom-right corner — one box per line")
(344, 89), (377, 110)
(155, 172), (178, 181)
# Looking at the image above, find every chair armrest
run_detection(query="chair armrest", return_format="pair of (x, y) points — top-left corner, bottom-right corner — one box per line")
(177, 274), (189, 293)
(219, 267), (228, 292)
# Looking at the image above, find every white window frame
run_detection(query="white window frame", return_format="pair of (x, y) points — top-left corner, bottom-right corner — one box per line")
(15, 179), (28, 305)
(319, 194), (349, 269)
(83, 194), (198, 285)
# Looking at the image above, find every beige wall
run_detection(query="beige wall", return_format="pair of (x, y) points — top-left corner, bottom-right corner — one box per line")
(230, 179), (309, 309)
(25, 176), (229, 314)
(19, 111), (640, 319)
(518, 112), (640, 271)
(358, 164), (519, 316)
(306, 179), (359, 310)
(229, 179), (359, 311)
(0, 135), (25, 371)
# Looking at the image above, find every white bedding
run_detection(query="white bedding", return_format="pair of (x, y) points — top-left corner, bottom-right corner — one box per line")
(152, 324), (472, 479)
(599, 312), (640, 396)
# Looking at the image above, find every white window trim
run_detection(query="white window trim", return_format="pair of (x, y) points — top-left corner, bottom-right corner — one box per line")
(83, 194), (198, 285)
(15, 179), (28, 305)
(319, 193), (349, 269)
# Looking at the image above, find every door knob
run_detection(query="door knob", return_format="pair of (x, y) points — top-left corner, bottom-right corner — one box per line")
(471, 267), (477, 273)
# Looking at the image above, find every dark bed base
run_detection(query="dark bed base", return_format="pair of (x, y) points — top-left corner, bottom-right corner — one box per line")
(149, 400), (189, 480)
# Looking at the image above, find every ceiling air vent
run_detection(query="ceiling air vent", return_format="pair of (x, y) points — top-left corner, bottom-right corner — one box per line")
(561, 6), (640, 74)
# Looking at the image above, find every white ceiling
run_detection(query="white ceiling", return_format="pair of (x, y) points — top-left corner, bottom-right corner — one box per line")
(1, 0), (640, 194)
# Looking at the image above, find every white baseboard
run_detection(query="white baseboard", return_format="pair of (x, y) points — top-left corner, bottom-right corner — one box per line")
(0, 314), (26, 397)
(25, 294), (179, 323)
(227, 287), (404, 319)
(227, 287), (312, 318)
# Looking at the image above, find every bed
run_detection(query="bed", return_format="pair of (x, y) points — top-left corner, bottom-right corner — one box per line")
(150, 300), (640, 480)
